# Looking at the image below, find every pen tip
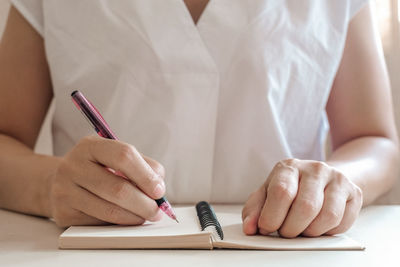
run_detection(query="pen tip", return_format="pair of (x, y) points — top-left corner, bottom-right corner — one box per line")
(175, 218), (179, 223)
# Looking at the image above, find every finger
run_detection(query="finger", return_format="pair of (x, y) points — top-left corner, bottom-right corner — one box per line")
(279, 172), (326, 238)
(326, 187), (363, 235)
(70, 183), (146, 225)
(302, 182), (347, 237)
(60, 209), (107, 227)
(143, 155), (166, 178)
(72, 163), (162, 221)
(52, 199), (106, 227)
(257, 162), (299, 235)
(82, 136), (165, 199)
(242, 187), (267, 235)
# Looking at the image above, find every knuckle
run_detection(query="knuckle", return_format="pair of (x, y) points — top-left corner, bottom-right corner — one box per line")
(333, 172), (347, 186)
(280, 158), (298, 167)
(303, 174), (321, 183)
(274, 161), (285, 170)
(269, 182), (296, 201)
(104, 206), (123, 223)
(111, 181), (132, 201)
(142, 173), (158, 190)
(323, 209), (342, 227)
(276, 159), (298, 175)
(309, 161), (328, 174)
(298, 198), (320, 216)
(152, 162), (166, 178)
(115, 145), (135, 166)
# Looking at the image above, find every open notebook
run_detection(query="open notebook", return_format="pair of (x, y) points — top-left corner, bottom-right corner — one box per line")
(59, 201), (364, 250)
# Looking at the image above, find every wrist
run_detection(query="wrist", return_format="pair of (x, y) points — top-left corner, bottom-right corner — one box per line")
(36, 155), (62, 218)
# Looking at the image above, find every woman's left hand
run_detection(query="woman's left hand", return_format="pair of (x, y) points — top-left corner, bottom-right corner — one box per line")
(242, 158), (363, 238)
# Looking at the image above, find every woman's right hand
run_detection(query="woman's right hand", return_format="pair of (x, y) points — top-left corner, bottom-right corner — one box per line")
(49, 135), (166, 227)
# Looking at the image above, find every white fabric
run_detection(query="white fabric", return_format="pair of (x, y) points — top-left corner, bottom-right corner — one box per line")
(12, 0), (368, 203)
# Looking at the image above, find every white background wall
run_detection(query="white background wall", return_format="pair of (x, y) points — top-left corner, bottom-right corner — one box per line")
(1, 1), (399, 203)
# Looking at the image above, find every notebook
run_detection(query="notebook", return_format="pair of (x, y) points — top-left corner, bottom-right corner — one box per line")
(59, 201), (364, 250)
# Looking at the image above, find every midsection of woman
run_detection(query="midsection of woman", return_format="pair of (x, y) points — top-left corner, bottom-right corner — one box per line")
(0, 0), (398, 238)
(10, 0), (365, 202)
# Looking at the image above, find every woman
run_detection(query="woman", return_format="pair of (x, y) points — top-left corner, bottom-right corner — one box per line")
(0, 0), (398, 238)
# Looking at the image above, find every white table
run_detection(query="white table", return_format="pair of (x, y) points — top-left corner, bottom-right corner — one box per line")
(1, 205), (399, 267)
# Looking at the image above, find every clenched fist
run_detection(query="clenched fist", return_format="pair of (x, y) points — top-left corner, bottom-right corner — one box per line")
(242, 158), (363, 238)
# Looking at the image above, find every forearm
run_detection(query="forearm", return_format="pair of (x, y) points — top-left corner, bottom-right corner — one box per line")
(326, 136), (399, 206)
(0, 134), (61, 217)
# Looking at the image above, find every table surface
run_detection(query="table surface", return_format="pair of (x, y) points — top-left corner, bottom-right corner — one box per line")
(1, 205), (399, 267)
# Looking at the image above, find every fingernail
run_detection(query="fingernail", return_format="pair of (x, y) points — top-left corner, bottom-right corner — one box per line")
(243, 216), (251, 226)
(153, 182), (165, 197)
(243, 216), (254, 235)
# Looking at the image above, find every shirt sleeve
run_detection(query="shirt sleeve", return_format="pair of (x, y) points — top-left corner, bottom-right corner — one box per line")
(11, 0), (43, 36)
(349, 0), (370, 18)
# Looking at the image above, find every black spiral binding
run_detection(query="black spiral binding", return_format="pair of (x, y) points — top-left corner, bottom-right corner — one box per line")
(195, 201), (224, 240)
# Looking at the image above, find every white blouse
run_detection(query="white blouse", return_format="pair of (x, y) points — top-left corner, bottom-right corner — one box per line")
(12, 0), (368, 203)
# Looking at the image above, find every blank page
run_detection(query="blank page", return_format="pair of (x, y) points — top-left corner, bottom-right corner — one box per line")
(213, 211), (365, 250)
(59, 207), (212, 249)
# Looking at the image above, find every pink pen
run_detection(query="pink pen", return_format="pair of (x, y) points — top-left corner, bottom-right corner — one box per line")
(71, 90), (178, 223)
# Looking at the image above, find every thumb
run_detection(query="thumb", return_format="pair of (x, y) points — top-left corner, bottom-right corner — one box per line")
(242, 185), (267, 235)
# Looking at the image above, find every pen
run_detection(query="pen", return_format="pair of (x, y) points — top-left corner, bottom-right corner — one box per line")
(71, 90), (178, 223)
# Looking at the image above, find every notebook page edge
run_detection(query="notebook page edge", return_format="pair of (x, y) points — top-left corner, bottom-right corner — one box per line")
(211, 208), (364, 250)
(59, 232), (213, 249)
